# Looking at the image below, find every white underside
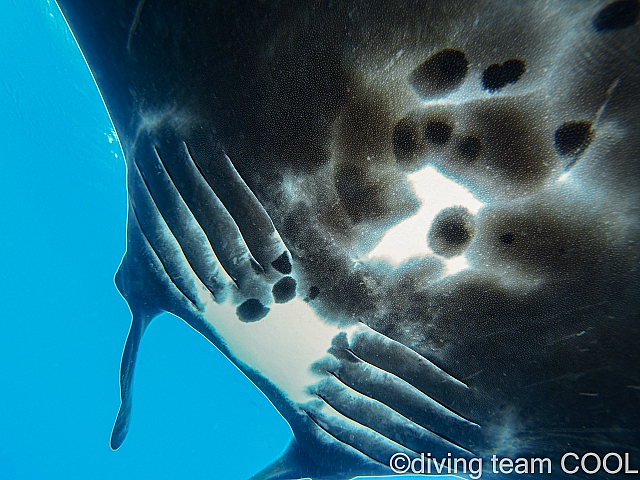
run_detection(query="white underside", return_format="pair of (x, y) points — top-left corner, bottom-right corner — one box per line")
(198, 293), (361, 406)
(365, 165), (484, 275)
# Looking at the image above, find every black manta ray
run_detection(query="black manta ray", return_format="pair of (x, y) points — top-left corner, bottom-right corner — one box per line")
(55, 0), (640, 478)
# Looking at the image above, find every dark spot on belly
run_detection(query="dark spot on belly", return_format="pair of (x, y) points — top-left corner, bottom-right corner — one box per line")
(554, 121), (594, 156)
(593, 0), (640, 31)
(482, 59), (526, 92)
(424, 120), (453, 145)
(428, 206), (476, 258)
(457, 136), (482, 160)
(499, 233), (515, 245)
(409, 48), (469, 100)
(272, 276), (297, 303)
(271, 251), (292, 274)
(237, 299), (270, 322)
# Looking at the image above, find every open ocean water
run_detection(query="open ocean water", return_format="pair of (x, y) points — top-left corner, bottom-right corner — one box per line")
(0, 1), (430, 479)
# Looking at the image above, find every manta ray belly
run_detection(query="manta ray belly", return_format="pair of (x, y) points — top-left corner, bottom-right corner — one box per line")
(198, 296), (360, 406)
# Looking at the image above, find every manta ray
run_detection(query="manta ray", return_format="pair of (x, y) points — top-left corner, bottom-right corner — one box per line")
(55, 0), (639, 478)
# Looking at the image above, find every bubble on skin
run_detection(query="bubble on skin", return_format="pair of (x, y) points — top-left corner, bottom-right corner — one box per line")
(409, 48), (469, 100)
(428, 206), (476, 258)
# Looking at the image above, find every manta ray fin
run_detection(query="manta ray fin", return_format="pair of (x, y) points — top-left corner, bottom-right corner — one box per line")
(248, 440), (311, 480)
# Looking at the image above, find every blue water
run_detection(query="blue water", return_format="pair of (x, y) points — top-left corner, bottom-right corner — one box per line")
(0, 2), (430, 479)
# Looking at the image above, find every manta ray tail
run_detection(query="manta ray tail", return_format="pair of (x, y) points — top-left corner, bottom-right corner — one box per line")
(109, 202), (174, 450)
(109, 309), (152, 450)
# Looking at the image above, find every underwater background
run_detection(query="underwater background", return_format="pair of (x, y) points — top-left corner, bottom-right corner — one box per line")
(0, 1), (432, 479)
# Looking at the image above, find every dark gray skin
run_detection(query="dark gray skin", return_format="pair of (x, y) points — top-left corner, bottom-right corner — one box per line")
(55, 0), (640, 478)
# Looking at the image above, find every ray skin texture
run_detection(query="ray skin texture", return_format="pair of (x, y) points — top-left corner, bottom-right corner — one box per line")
(54, 0), (640, 479)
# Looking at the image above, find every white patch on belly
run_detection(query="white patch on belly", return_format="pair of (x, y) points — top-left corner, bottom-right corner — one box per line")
(365, 165), (484, 268)
(199, 294), (359, 406)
